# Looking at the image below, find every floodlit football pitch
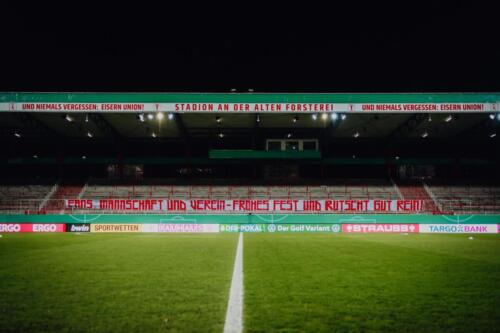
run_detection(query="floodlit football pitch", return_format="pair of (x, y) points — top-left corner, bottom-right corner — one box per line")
(1, 233), (499, 333)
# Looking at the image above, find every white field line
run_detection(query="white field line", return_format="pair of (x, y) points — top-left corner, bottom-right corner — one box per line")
(223, 232), (244, 333)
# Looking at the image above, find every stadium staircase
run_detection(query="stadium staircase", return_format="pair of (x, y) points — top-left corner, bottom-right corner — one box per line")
(41, 181), (86, 214)
(396, 181), (441, 213)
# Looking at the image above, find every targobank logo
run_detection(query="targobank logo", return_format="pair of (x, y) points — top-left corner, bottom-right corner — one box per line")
(421, 224), (495, 234)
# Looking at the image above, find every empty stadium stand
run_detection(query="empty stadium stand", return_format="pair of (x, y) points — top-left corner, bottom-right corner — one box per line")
(0, 184), (53, 214)
(396, 181), (441, 213)
(41, 182), (85, 214)
(427, 180), (500, 214)
(1, 179), (499, 214)
(80, 179), (399, 201)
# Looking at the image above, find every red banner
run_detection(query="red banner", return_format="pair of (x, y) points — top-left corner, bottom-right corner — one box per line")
(65, 199), (164, 211)
(0, 224), (66, 233)
(342, 224), (419, 233)
(5, 102), (496, 113)
(65, 199), (423, 213)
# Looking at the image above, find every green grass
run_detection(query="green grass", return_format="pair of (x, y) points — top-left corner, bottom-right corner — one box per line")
(0, 233), (238, 333)
(1, 233), (499, 333)
(244, 233), (500, 333)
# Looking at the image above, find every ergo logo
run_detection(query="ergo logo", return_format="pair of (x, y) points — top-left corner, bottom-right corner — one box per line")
(0, 224), (21, 232)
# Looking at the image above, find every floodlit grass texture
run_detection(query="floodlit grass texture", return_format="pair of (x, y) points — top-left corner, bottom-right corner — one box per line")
(0, 233), (238, 333)
(1, 233), (499, 333)
(245, 233), (500, 333)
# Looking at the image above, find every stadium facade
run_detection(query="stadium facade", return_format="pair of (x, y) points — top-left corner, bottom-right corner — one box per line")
(0, 92), (499, 234)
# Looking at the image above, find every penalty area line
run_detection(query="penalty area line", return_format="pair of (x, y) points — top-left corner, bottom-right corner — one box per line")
(223, 232), (243, 333)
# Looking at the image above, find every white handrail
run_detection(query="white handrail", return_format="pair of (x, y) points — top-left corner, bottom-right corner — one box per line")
(77, 181), (89, 199)
(390, 178), (404, 200)
(38, 182), (59, 211)
(422, 181), (443, 211)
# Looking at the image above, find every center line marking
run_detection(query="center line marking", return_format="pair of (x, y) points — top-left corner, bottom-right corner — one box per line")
(223, 232), (243, 333)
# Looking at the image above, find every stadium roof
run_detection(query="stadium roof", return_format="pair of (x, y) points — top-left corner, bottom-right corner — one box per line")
(1, 92), (499, 106)
(0, 92), (499, 141)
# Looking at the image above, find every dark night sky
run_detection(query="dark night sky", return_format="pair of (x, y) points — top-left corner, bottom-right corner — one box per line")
(1, 1), (499, 92)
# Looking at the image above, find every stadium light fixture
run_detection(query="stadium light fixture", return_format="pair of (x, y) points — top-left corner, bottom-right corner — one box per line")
(444, 115), (453, 122)
(331, 113), (338, 121)
(151, 132), (157, 138)
(168, 113), (174, 120)
(312, 114), (317, 120)
(422, 132), (429, 138)
(14, 132), (21, 138)
(489, 114), (495, 120)
(156, 112), (164, 120)
(340, 114), (347, 120)
(353, 132), (360, 138)
(147, 114), (154, 120)
(490, 133), (497, 138)
(65, 114), (73, 122)
(321, 113), (328, 120)
(87, 132), (93, 138)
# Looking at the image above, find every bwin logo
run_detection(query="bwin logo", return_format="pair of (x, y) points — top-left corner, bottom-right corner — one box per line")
(70, 225), (90, 232)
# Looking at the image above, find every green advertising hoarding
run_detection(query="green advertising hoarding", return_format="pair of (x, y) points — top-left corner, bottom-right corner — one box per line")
(1, 92), (498, 114)
(219, 224), (341, 233)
